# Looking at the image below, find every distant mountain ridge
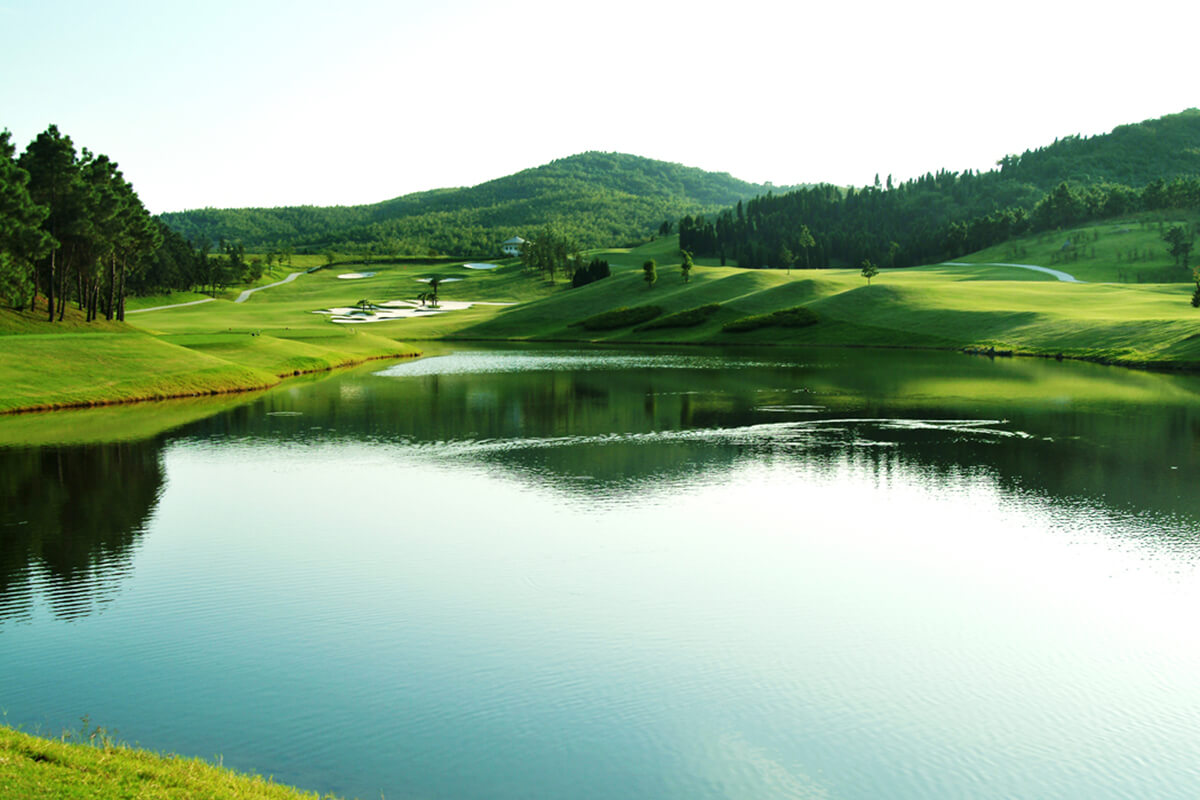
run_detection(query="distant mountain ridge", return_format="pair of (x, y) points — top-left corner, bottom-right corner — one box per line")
(159, 152), (784, 254)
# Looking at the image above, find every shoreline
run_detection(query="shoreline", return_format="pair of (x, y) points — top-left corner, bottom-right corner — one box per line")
(437, 334), (1200, 375)
(0, 349), (420, 417)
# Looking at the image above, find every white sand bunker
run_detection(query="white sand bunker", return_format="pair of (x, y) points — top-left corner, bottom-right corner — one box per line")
(337, 272), (377, 279)
(314, 298), (514, 323)
(463, 263), (499, 270)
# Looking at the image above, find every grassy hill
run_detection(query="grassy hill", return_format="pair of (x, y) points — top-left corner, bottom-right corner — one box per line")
(159, 152), (782, 255)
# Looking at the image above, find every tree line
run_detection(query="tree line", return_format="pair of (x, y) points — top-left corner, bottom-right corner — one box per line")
(0, 125), (216, 319)
(679, 171), (1200, 272)
(677, 109), (1200, 272)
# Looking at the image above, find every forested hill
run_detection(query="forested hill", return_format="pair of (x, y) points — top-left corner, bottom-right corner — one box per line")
(159, 152), (780, 255)
(995, 109), (1200, 188)
(678, 109), (1200, 271)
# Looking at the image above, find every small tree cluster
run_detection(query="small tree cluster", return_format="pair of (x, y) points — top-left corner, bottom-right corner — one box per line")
(519, 224), (578, 284)
(571, 258), (610, 288)
(1163, 224), (1195, 271)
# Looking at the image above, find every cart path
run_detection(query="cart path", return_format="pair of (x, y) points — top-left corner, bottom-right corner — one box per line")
(941, 262), (1085, 283)
(235, 270), (304, 303)
(126, 297), (216, 314)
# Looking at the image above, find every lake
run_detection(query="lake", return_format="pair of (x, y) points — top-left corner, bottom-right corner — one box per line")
(3, 344), (1200, 799)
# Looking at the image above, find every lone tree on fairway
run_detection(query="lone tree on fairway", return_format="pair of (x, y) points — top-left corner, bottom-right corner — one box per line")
(796, 225), (815, 270)
(860, 259), (879, 286)
(680, 250), (694, 283)
(643, 259), (657, 289)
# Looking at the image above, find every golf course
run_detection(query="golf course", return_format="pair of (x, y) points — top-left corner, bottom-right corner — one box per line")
(3, 214), (1198, 416)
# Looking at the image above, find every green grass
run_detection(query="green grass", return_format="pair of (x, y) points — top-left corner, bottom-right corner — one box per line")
(722, 305), (819, 333)
(0, 333), (278, 413)
(431, 237), (1200, 368)
(945, 214), (1200, 284)
(575, 305), (663, 330)
(0, 725), (341, 799)
(124, 290), (214, 310)
(7, 224), (1200, 415)
(636, 303), (721, 330)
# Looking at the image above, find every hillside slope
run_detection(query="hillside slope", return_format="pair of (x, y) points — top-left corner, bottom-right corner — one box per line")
(159, 152), (781, 254)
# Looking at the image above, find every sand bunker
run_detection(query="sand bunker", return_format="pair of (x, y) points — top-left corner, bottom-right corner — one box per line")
(337, 272), (377, 279)
(315, 299), (514, 323)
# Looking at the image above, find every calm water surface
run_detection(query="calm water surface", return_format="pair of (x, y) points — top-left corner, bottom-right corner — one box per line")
(3, 345), (1200, 799)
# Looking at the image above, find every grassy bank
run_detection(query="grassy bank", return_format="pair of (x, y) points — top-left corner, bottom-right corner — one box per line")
(5, 221), (1200, 415)
(0, 725), (340, 799)
(0, 275), (424, 413)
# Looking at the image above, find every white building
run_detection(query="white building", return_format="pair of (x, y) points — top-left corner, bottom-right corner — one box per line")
(502, 236), (526, 257)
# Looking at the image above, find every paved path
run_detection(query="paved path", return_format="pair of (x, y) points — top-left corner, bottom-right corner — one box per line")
(235, 270), (304, 303)
(126, 297), (216, 314)
(941, 261), (1085, 283)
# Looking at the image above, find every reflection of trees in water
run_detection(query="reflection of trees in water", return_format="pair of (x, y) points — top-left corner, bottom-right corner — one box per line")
(178, 356), (1200, 527)
(0, 440), (164, 622)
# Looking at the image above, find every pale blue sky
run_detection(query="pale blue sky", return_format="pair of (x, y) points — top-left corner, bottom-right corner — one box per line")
(3, 0), (1196, 213)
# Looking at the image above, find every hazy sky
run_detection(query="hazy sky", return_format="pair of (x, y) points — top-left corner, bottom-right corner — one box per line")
(3, 0), (1196, 213)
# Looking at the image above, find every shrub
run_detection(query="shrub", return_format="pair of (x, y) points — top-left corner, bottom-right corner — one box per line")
(722, 305), (819, 333)
(637, 303), (721, 330)
(577, 305), (663, 330)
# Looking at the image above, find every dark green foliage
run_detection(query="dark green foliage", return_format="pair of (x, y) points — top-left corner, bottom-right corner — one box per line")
(643, 259), (657, 288)
(577, 305), (664, 330)
(680, 249), (694, 283)
(520, 224), (578, 283)
(1192, 282), (1200, 308)
(11, 125), (171, 320)
(722, 306), (819, 333)
(860, 259), (879, 285)
(680, 109), (1200, 270)
(0, 130), (53, 309)
(160, 152), (779, 255)
(571, 258), (611, 288)
(1162, 224), (1195, 269)
(636, 303), (720, 330)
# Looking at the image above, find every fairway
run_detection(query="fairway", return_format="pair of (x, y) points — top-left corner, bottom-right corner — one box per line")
(5, 233), (1200, 414)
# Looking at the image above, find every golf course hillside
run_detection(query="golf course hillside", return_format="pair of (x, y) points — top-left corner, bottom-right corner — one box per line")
(431, 222), (1200, 370)
(5, 211), (1200, 415)
(159, 152), (783, 254)
(0, 263), (431, 413)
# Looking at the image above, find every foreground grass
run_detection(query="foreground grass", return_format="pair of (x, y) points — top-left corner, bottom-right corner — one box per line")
(0, 726), (340, 800)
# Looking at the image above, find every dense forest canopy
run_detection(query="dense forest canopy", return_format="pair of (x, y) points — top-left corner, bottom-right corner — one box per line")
(679, 109), (1200, 270)
(158, 152), (785, 255)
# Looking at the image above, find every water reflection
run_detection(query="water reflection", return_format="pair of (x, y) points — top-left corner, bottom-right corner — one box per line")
(0, 441), (163, 622)
(2, 346), (1199, 625)
(3, 346), (1200, 800)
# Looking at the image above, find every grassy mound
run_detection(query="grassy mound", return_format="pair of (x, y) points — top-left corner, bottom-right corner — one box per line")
(637, 303), (721, 330)
(722, 305), (820, 333)
(575, 305), (663, 330)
